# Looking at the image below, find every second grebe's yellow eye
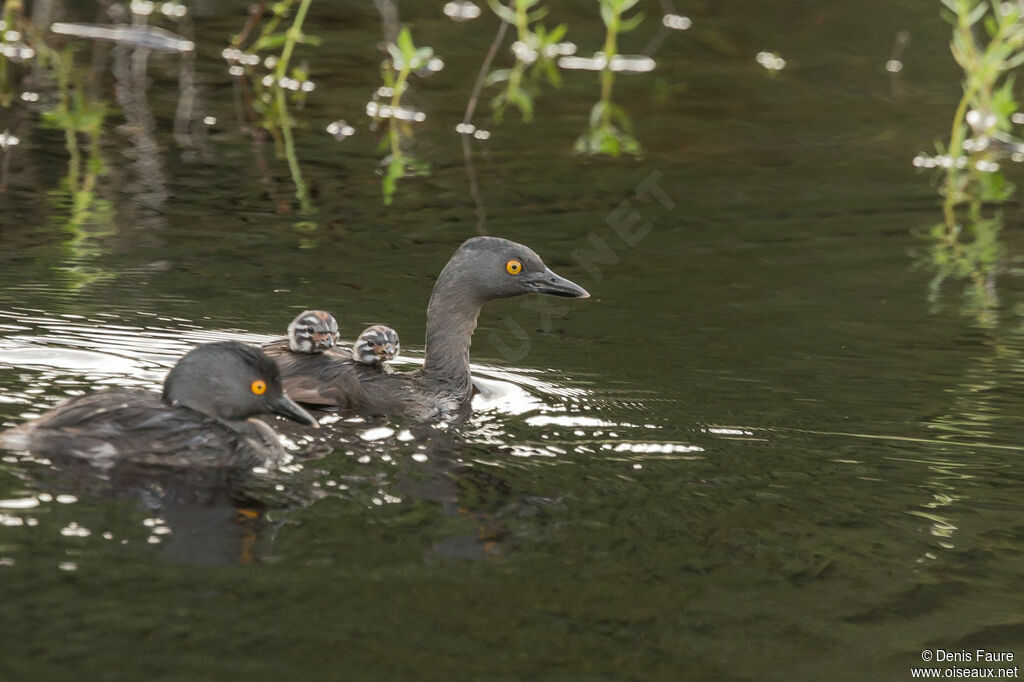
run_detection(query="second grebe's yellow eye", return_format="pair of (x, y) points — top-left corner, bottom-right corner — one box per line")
(505, 259), (523, 275)
(251, 380), (267, 395)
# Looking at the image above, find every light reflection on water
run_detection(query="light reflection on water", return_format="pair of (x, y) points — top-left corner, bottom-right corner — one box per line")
(6, 308), (1023, 486)
(0, 306), (696, 454)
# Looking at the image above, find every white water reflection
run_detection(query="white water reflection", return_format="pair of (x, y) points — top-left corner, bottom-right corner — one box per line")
(0, 344), (155, 377)
(50, 22), (194, 52)
(360, 427), (396, 441)
(606, 442), (703, 454)
(326, 120), (356, 139)
(0, 496), (41, 509)
(443, 1), (481, 21)
(558, 53), (656, 72)
(0, 131), (19, 150)
(756, 51), (786, 71)
(662, 14), (692, 30)
(365, 101), (427, 122)
(525, 415), (619, 428)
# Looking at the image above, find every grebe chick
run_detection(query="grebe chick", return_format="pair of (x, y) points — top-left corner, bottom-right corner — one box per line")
(353, 325), (400, 369)
(287, 310), (340, 353)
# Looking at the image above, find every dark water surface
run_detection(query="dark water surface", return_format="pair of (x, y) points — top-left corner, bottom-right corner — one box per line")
(2, 1), (1024, 680)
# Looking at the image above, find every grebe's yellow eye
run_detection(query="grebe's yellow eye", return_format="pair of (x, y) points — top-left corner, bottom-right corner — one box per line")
(251, 380), (267, 395)
(505, 259), (523, 275)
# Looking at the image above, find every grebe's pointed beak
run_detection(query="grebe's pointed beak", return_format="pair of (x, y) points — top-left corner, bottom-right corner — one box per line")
(268, 393), (319, 428)
(525, 267), (590, 299)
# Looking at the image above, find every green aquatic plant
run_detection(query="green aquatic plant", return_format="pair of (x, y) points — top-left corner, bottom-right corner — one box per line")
(375, 27), (434, 205)
(231, 0), (321, 59)
(939, 0), (1024, 212)
(486, 0), (566, 123)
(575, 0), (644, 156)
(385, 26), (434, 111)
(920, 0), (1024, 321)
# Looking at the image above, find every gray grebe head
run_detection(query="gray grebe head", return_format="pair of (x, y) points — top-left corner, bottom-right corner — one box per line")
(163, 341), (317, 426)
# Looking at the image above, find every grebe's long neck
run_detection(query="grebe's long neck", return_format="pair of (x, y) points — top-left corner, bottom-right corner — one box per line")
(420, 259), (484, 392)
